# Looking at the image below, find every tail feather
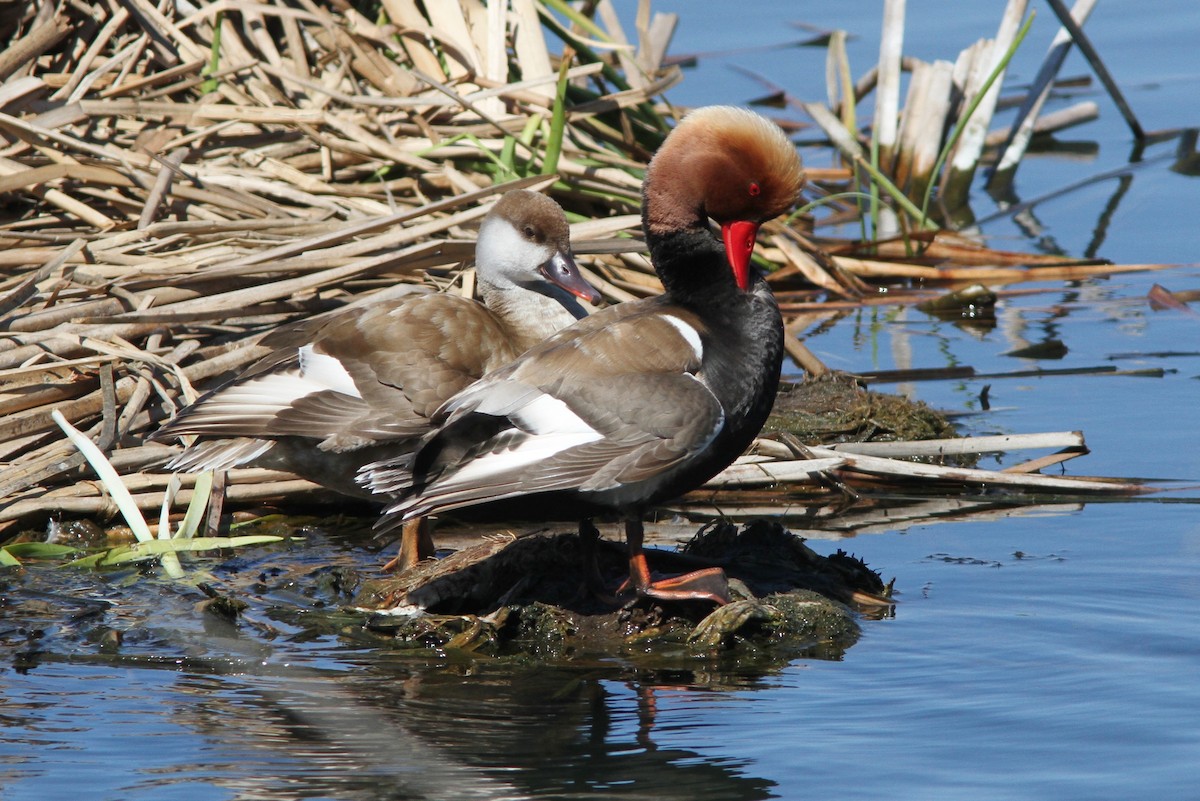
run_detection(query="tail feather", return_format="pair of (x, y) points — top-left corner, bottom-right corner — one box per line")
(164, 437), (275, 472)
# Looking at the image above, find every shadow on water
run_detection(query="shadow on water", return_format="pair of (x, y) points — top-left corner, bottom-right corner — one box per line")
(160, 663), (779, 801)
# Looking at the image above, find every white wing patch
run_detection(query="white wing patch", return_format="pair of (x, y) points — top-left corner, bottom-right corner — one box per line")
(175, 345), (361, 425)
(417, 391), (602, 498)
(186, 371), (332, 420)
(166, 438), (274, 472)
(298, 343), (361, 398)
(661, 314), (703, 361)
(510, 393), (599, 435)
(428, 430), (600, 493)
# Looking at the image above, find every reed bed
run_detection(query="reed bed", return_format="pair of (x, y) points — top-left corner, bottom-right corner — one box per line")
(0, 0), (1164, 539)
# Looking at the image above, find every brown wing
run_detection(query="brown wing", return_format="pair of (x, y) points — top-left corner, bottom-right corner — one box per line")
(377, 301), (726, 517)
(157, 294), (520, 451)
(314, 295), (519, 429)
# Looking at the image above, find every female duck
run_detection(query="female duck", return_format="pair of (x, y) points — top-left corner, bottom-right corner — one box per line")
(155, 190), (600, 568)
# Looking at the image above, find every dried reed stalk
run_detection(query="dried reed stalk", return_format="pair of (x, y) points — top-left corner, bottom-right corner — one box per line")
(0, 0), (1164, 535)
(940, 0), (1029, 207)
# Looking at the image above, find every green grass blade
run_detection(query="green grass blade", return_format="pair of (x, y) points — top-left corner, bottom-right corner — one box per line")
(541, 57), (571, 176)
(200, 10), (224, 95)
(868, 127), (882, 243)
(852, 154), (934, 228)
(97, 535), (285, 566)
(3, 542), (81, 558)
(52, 410), (155, 545)
(64, 553), (109, 569)
(160, 473), (180, 539)
(157, 474), (186, 576)
(794, 191), (881, 219)
(537, 0), (613, 44)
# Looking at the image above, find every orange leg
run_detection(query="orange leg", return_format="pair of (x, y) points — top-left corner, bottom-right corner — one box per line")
(623, 518), (730, 605)
(382, 517), (436, 572)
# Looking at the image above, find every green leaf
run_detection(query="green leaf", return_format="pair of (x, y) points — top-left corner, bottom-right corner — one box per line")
(200, 10), (224, 95)
(97, 535), (285, 567)
(64, 553), (109, 569)
(541, 57), (571, 176)
(175, 471), (214, 540)
(2, 542), (81, 558)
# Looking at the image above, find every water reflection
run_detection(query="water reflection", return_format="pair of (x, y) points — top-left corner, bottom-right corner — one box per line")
(0, 501), (959, 800)
(5, 649), (780, 800)
(1169, 129), (1200, 176)
(1, 525), (824, 800)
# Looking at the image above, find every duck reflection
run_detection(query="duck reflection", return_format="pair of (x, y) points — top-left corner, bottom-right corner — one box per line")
(162, 659), (778, 801)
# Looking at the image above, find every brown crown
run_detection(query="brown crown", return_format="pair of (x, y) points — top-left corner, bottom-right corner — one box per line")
(645, 106), (806, 233)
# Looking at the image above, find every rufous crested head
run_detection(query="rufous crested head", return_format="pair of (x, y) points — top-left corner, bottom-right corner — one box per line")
(643, 107), (805, 290)
(644, 106), (805, 231)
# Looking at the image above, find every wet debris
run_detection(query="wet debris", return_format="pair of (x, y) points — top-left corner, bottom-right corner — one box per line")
(356, 520), (892, 661)
(0, 514), (893, 670)
(196, 583), (249, 624)
(916, 284), (997, 320)
(1003, 339), (1069, 360)
(765, 372), (961, 449)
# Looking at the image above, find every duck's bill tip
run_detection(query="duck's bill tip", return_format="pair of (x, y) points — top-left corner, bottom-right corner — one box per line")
(542, 251), (602, 304)
(721, 220), (761, 291)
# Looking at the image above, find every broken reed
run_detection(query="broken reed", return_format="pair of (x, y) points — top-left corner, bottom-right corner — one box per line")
(806, 0), (1150, 240)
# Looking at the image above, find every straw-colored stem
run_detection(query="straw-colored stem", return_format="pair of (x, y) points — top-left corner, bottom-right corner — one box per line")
(920, 12), (1035, 223)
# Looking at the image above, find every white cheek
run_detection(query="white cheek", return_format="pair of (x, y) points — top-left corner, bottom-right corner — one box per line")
(476, 219), (550, 282)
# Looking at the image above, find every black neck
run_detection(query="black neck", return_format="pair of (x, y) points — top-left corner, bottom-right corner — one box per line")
(643, 222), (742, 307)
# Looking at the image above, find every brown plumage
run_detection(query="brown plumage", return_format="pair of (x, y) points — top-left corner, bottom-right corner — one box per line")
(369, 107), (806, 605)
(153, 190), (600, 565)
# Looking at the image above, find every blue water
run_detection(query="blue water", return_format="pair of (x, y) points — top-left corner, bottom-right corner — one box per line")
(745, 503), (1200, 799)
(4, 3), (1200, 799)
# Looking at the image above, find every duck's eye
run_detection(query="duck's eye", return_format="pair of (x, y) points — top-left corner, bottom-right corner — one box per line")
(748, 182), (762, 197)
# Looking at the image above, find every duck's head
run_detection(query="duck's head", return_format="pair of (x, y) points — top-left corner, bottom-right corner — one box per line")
(476, 190), (600, 304)
(644, 106), (806, 290)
